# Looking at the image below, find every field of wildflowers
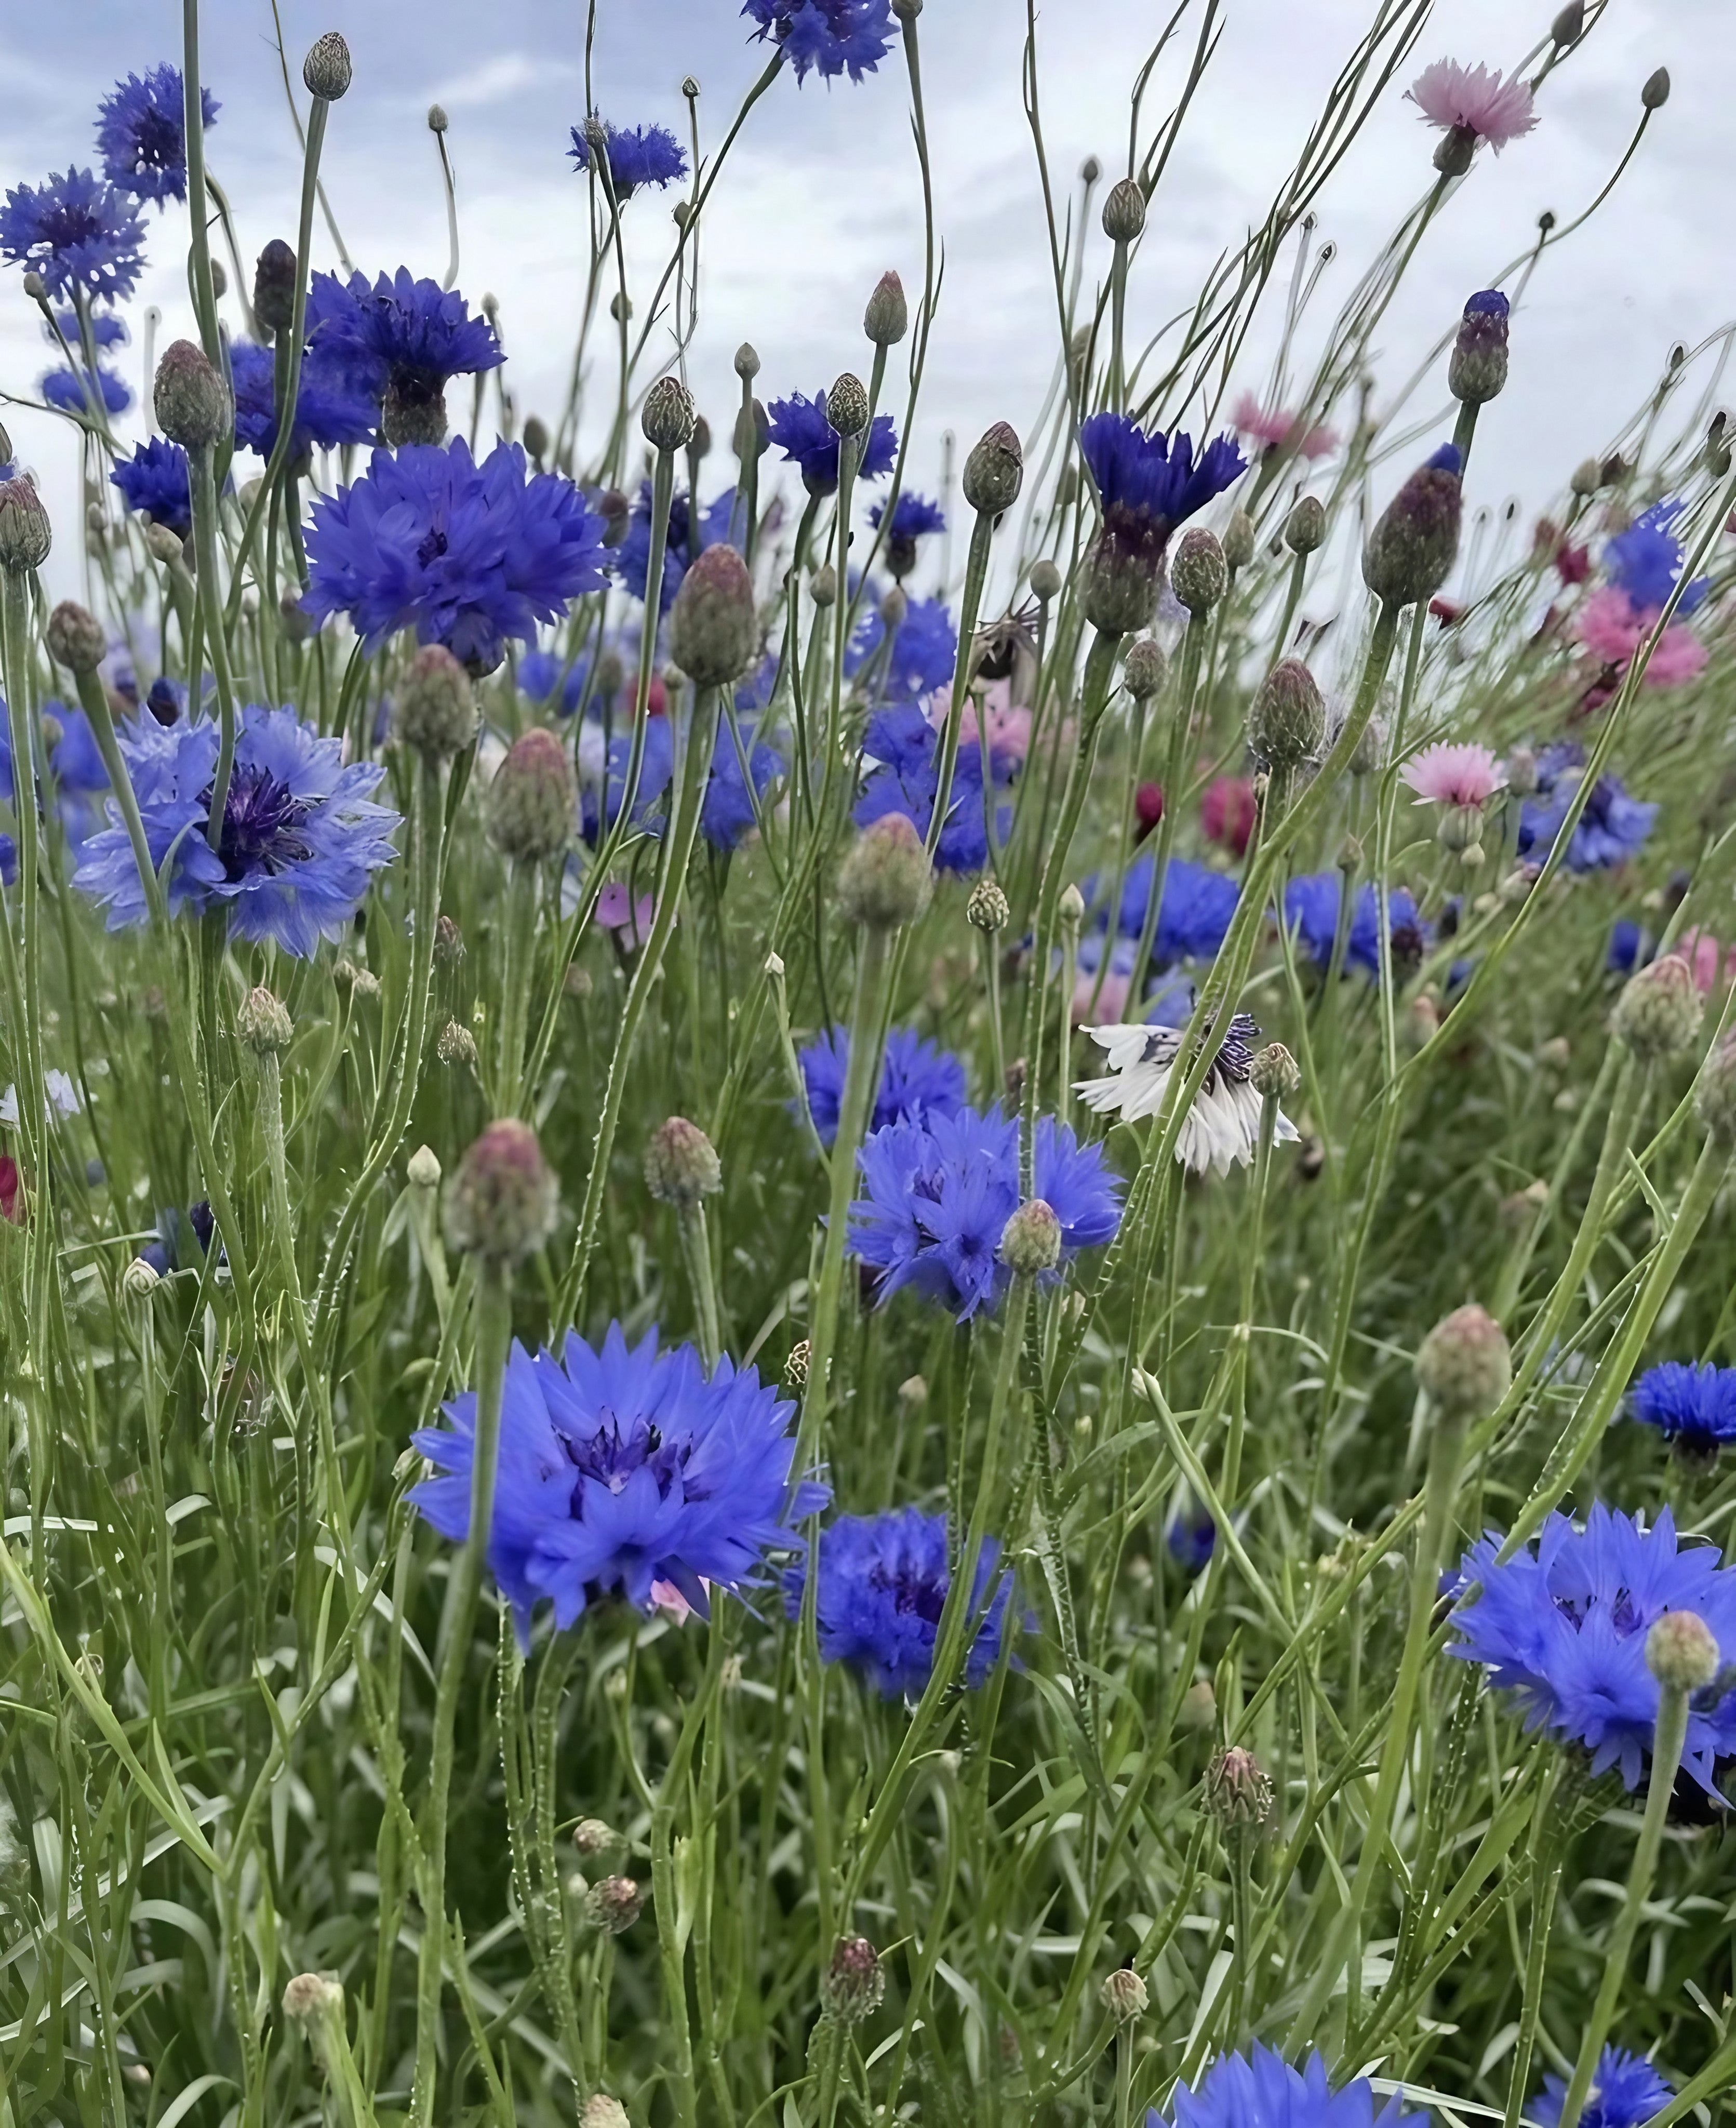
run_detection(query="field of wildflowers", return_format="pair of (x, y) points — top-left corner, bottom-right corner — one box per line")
(2, 4), (1735, 2126)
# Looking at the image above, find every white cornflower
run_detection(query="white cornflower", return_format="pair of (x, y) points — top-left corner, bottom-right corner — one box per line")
(1075, 1013), (1298, 1177)
(0, 1070), (81, 1126)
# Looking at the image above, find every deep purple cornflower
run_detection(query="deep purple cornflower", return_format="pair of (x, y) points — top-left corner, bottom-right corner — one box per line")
(1167, 1507), (1217, 1576)
(0, 169), (148, 303)
(111, 438), (193, 540)
(1532, 2048), (1671, 2128)
(853, 703), (1010, 875)
(703, 715), (782, 852)
(847, 595), (957, 705)
(410, 1323), (830, 1640)
(1449, 1504), (1736, 1792)
(568, 119), (689, 198)
(1608, 918), (1651, 977)
(798, 1024), (967, 1149)
(849, 1103), (1121, 1321)
(229, 338), (380, 461)
(1633, 1362), (1736, 1456)
(1078, 412), (1245, 630)
(1101, 855), (1239, 968)
(742, 0), (896, 84)
(582, 716), (675, 843)
(95, 66), (219, 206)
(73, 703), (399, 956)
(617, 484), (738, 614)
(784, 1509), (1016, 1698)
(1284, 874), (1430, 980)
(307, 268), (502, 436)
(302, 438), (611, 675)
(138, 1200), (216, 1279)
(870, 490), (945, 577)
(1605, 500), (1708, 616)
(42, 365), (130, 416)
(1148, 2045), (1428, 2128)
(1516, 742), (1655, 873)
(766, 387), (897, 495)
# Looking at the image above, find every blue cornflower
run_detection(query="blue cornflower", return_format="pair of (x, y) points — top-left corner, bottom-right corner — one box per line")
(0, 700), (111, 851)
(1606, 500), (1707, 616)
(96, 66), (219, 205)
(1532, 2049), (1670, 2128)
(1283, 873), (1429, 979)
(1633, 1362), (1736, 1456)
(519, 647), (595, 716)
(410, 1323), (830, 1640)
(798, 1024), (967, 1148)
(568, 119), (689, 198)
(766, 386), (897, 495)
(1517, 743), (1655, 874)
(785, 1509), (1016, 1698)
(853, 703), (1010, 874)
(703, 715), (781, 851)
(1167, 1506), (1216, 1575)
(51, 309), (128, 350)
(73, 703), (398, 956)
(617, 484), (738, 614)
(743, 0), (896, 84)
(0, 169), (148, 304)
(1608, 918), (1652, 976)
(849, 1103), (1121, 1321)
(138, 1201), (215, 1279)
(1102, 855), (1239, 967)
(582, 716), (675, 842)
(306, 268), (502, 436)
(229, 338), (379, 461)
(42, 365), (130, 416)
(303, 439), (611, 675)
(1079, 411), (1245, 552)
(870, 490), (945, 577)
(847, 594), (957, 704)
(1149, 2045), (1427, 2128)
(1449, 1504), (1736, 1792)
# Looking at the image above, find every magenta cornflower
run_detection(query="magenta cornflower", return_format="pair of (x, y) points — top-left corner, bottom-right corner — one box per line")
(1577, 587), (1708, 690)
(1401, 742), (1504, 808)
(1407, 60), (1538, 152)
(1230, 392), (1336, 462)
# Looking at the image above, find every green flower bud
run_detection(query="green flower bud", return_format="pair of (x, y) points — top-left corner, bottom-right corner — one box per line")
(1695, 1029), (1736, 1147)
(584, 1875), (643, 1935)
(642, 375), (696, 454)
(1222, 509), (1256, 571)
(1248, 658), (1325, 769)
(488, 728), (576, 863)
(444, 1118), (559, 1262)
(1101, 177), (1146, 242)
(837, 815), (932, 932)
(1123, 636), (1167, 701)
(302, 31), (353, 100)
(1285, 495), (1327, 554)
(1415, 1302), (1511, 1420)
(863, 271), (909, 347)
(1030, 557), (1062, 603)
(1170, 527), (1227, 616)
(827, 372), (870, 440)
(821, 1937), (886, 2026)
(1612, 954), (1701, 1059)
(1100, 1968), (1147, 2021)
(253, 240), (297, 336)
(46, 600), (105, 674)
(999, 1198), (1062, 1278)
(1206, 1746), (1273, 1827)
(644, 1117), (722, 1209)
(967, 879), (1010, 933)
(395, 644), (477, 762)
(1250, 1042), (1299, 1100)
(962, 421), (1023, 516)
(236, 986), (293, 1056)
(0, 477), (52, 573)
(1363, 449), (1463, 609)
(154, 340), (232, 451)
(669, 542), (758, 686)
(1646, 1610), (1718, 1692)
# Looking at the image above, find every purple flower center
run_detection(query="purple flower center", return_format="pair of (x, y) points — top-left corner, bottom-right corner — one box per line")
(416, 524), (450, 570)
(563, 1414), (696, 1500)
(213, 763), (312, 882)
(39, 200), (106, 251)
(127, 110), (183, 175)
(869, 1558), (946, 1628)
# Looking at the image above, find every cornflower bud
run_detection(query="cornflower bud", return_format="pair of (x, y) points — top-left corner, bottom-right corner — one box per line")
(1569, 457), (1601, 497)
(837, 815), (932, 932)
(444, 1119), (559, 1262)
(434, 915), (465, 965)
(827, 372), (870, 440)
(1178, 1678), (1216, 1731)
(669, 543), (757, 686)
(1123, 637), (1167, 701)
(734, 342), (760, 381)
(582, 2099), (630, 2128)
(0, 477), (52, 573)
(489, 729), (575, 863)
(1415, 1303), (1511, 1420)
(521, 414), (549, 464)
(967, 879), (1010, 933)
(1363, 447), (1463, 608)
(407, 1145), (442, 1191)
(810, 564), (838, 608)
(1646, 1611), (1718, 1692)
(863, 271), (908, 347)
(1350, 714), (1385, 779)
(879, 584), (907, 630)
(1100, 1968), (1147, 2022)
(46, 600), (104, 674)
(642, 375), (696, 454)
(1641, 68), (1670, 110)
(428, 103), (449, 134)
(999, 1199), (1062, 1278)
(253, 240), (297, 336)
(1551, 1), (1584, 44)
(1695, 1029), (1736, 1147)
(1170, 527), (1227, 616)
(1448, 290), (1511, 405)
(283, 1972), (346, 2023)
(821, 1937), (886, 2025)
(1285, 495), (1327, 553)
(645, 1117), (722, 1209)
(395, 644), (478, 762)
(237, 987), (293, 1056)
(1206, 1746), (1273, 1827)
(154, 340), (232, 452)
(584, 1876), (644, 1934)
(1222, 509), (1256, 571)
(1101, 177), (1146, 242)
(302, 31), (353, 100)
(962, 421), (1023, 516)
(1030, 557), (1062, 603)
(1248, 658), (1324, 769)
(1250, 1043), (1299, 1100)
(1612, 955), (1701, 1059)
(572, 1817), (620, 1857)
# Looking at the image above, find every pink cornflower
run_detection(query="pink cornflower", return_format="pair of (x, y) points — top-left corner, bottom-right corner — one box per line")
(1401, 741), (1504, 808)
(594, 882), (659, 945)
(1201, 775), (1257, 857)
(1674, 929), (1734, 996)
(1577, 587), (1707, 689)
(1230, 391), (1336, 462)
(925, 679), (1033, 767)
(1407, 60), (1538, 151)
(1072, 964), (1131, 1025)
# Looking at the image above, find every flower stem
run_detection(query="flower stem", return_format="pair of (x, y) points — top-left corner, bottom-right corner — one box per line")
(191, 445), (241, 849)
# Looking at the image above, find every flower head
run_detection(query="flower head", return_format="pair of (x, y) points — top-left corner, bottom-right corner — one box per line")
(870, 490), (945, 575)
(798, 1024), (966, 1148)
(229, 338), (379, 461)
(853, 703), (1010, 876)
(0, 168), (148, 303)
(569, 119), (689, 197)
(1076, 1013), (1302, 1175)
(303, 439), (610, 674)
(742, 0), (896, 84)
(1516, 744), (1655, 873)
(1605, 500), (1707, 615)
(111, 437), (193, 539)
(1407, 59), (1538, 150)
(849, 1105), (1120, 1320)
(1633, 1362), (1736, 1456)
(73, 703), (399, 956)
(1576, 588), (1707, 689)
(96, 65), (219, 205)
(766, 386), (897, 494)
(1401, 741), (1504, 808)
(617, 483), (737, 614)
(1531, 2049), (1670, 2128)
(703, 712), (782, 851)
(1201, 775), (1257, 858)
(785, 1508), (1016, 1697)
(410, 1323), (829, 1640)
(308, 268), (502, 440)
(1229, 392), (1336, 461)
(848, 595), (957, 707)
(1151, 2044), (1426, 2128)
(42, 365), (130, 417)
(1449, 1504), (1736, 1791)
(1101, 854), (1240, 968)
(1284, 874), (1430, 980)
(1079, 413), (1245, 549)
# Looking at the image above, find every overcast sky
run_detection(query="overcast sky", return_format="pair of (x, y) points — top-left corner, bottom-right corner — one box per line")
(2, 0), (1729, 604)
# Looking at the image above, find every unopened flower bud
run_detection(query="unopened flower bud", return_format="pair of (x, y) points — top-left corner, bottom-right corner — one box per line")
(1448, 290), (1510, 406)
(1248, 658), (1325, 768)
(1250, 1043), (1299, 1100)
(444, 1118), (559, 1262)
(878, 583), (907, 630)
(1612, 955), (1701, 1058)
(396, 644), (477, 761)
(489, 728), (576, 863)
(1415, 1302), (1511, 1420)
(1100, 1967), (1147, 2021)
(1178, 1678), (1216, 1732)
(1364, 447), (1463, 608)
(582, 2100), (629, 2128)
(967, 878), (1010, 933)
(407, 1145), (442, 1191)
(584, 1876), (643, 1934)
(1286, 495), (1327, 554)
(0, 477), (52, 573)
(1646, 1611), (1718, 1693)
(143, 522), (183, 568)
(1551, 0), (1584, 43)
(1123, 637), (1167, 701)
(1695, 1029), (1736, 1147)
(1222, 509), (1256, 571)
(572, 1817), (620, 1857)
(810, 563), (837, 608)
(1058, 882), (1085, 930)
(122, 1256), (162, 1299)
(734, 342), (760, 382)
(785, 1339), (811, 1388)
(237, 986), (293, 1055)
(154, 340), (231, 451)
(837, 815), (932, 932)
(1101, 177), (1146, 243)
(253, 240), (297, 336)
(863, 271), (908, 347)
(519, 414), (549, 466)
(821, 1937), (886, 2025)
(434, 914), (464, 965)
(1170, 527), (1227, 616)
(669, 542), (757, 685)
(1030, 557), (1062, 603)
(1569, 457), (1601, 498)
(962, 421), (1023, 516)
(283, 1972), (345, 2023)
(1337, 834), (1363, 874)
(1640, 67), (1670, 110)
(645, 1117), (722, 1209)
(642, 374), (696, 454)
(46, 600), (105, 674)
(1000, 1198), (1062, 1278)
(1206, 1746), (1273, 1827)
(827, 372), (870, 441)
(1350, 715), (1385, 779)
(302, 31), (353, 100)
